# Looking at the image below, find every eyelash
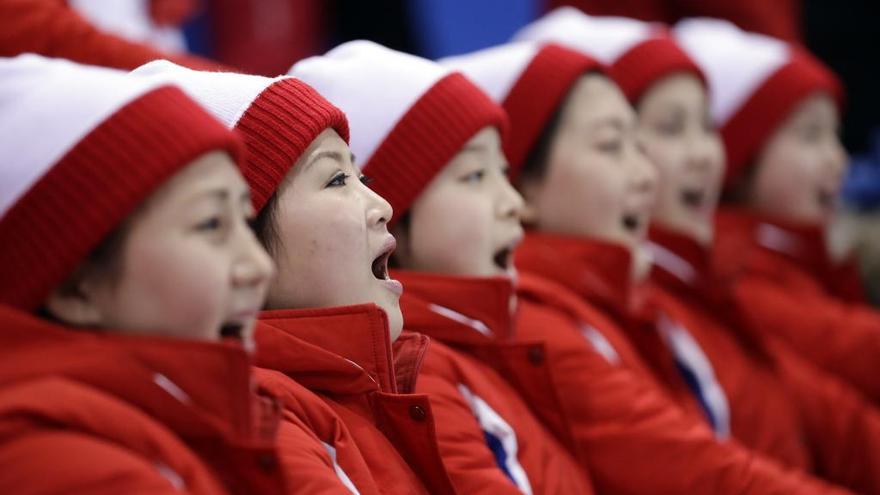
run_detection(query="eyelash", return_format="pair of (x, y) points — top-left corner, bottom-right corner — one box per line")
(327, 172), (373, 188)
(597, 140), (623, 154)
(195, 216), (223, 232)
(327, 172), (350, 187)
(460, 169), (486, 183)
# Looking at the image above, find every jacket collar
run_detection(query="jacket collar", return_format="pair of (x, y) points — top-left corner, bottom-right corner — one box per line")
(255, 304), (428, 395)
(0, 304), (272, 442)
(648, 225), (713, 298)
(715, 207), (864, 300)
(393, 270), (515, 345)
(515, 231), (647, 320)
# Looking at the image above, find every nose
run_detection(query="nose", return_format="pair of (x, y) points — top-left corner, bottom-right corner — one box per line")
(362, 181), (393, 229)
(630, 143), (658, 198)
(496, 169), (524, 221)
(687, 131), (726, 178)
(232, 222), (275, 289)
(827, 134), (848, 181)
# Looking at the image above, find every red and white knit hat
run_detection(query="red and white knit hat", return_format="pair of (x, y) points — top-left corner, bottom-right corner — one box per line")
(0, 54), (243, 311)
(513, 7), (705, 104)
(288, 40), (507, 227)
(674, 18), (843, 186)
(441, 41), (603, 180)
(132, 60), (349, 211)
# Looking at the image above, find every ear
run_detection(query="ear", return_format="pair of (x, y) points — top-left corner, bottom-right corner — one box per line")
(516, 176), (542, 227)
(43, 276), (105, 327)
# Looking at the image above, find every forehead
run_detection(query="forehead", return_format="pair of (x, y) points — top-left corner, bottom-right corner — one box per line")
(788, 92), (839, 124)
(146, 151), (245, 207)
(561, 74), (635, 129)
(639, 73), (707, 110)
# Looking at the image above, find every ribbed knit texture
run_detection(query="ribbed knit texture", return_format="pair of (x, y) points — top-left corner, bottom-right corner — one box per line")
(502, 44), (602, 180)
(362, 73), (507, 227)
(0, 86), (243, 310)
(611, 36), (706, 104)
(722, 48), (843, 186)
(235, 78), (350, 212)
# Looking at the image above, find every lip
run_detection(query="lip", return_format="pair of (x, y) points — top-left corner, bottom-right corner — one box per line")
(381, 278), (404, 296)
(377, 235), (396, 259)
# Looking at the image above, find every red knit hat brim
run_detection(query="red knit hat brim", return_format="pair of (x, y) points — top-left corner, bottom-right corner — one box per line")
(721, 48), (844, 187)
(0, 86), (244, 311)
(362, 73), (508, 227)
(611, 36), (707, 104)
(235, 77), (350, 212)
(502, 43), (604, 181)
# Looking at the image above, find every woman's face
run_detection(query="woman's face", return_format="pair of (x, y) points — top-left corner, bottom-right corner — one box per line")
(637, 73), (725, 245)
(522, 73), (657, 257)
(50, 151), (275, 351)
(265, 129), (404, 340)
(748, 93), (847, 226)
(393, 126), (524, 281)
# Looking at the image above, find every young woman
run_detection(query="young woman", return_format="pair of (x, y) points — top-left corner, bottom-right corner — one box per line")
(0, 54), (282, 494)
(132, 59), (456, 494)
(291, 40), (597, 495)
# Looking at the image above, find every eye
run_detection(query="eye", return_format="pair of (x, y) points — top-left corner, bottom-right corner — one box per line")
(195, 216), (223, 232)
(656, 120), (684, 136)
(359, 174), (374, 186)
(597, 140), (623, 155)
(326, 172), (350, 188)
(459, 169), (486, 183)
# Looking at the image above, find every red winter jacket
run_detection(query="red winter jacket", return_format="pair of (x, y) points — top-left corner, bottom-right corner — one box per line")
(515, 231), (858, 495)
(0, 305), (286, 495)
(254, 304), (456, 495)
(650, 226), (880, 494)
(395, 270), (596, 495)
(0, 0), (227, 71)
(715, 208), (880, 404)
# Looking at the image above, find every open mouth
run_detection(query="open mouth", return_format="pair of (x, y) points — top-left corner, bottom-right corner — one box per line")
(371, 248), (392, 280)
(817, 189), (836, 209)
(622, 214), (641, 232)
(219, 321), (244, 342)
(493, 246), (513, 272)
(681, 188), (705, 208)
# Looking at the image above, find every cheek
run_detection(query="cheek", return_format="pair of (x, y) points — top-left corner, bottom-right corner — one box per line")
(642, 140), (685, 205)
(116, 238), (228, 337)
(542, 149), (623, 235)
(274, 197), (368, 307)
(410, 190), (494, 275)
(754, 141), (816, 206)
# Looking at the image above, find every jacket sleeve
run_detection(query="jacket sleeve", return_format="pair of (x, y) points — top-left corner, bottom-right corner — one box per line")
(416, 373), (527, 495)
(0, 0), (228, 71)
(777, 344), (880, 495)
(0, 430), (200, 495)
(531, 318), (855, 495)
(734, 278), (880, 404)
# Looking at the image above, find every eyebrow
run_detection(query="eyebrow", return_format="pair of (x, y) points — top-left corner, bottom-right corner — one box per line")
(187, 188), (251, 207)
(304, 150), (356, 173)
(588, 116), (628, 132)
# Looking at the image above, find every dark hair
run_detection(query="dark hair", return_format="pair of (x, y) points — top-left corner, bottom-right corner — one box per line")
(518, 102), (565, 184)
(39, 216), (130, 320)
(251, 192), (282, 256)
